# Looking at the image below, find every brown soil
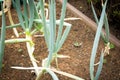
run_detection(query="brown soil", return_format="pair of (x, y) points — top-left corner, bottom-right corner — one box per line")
(0, 0), (120, 80)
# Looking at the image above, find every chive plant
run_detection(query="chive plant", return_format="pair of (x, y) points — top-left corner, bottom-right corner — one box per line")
(35, 0), (80, 79)
(12, 0), (40, 75)
(90, 0), (110, 80)
(0, 0), (45, 75)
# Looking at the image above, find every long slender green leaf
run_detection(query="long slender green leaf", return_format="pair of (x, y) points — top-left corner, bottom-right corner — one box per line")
(0, 8), (6, 72)
(5, 38), (30, 44)
(95, 50), (104, 80)
(49, 0), (56, 48)
(28, 0), (35, 30)
(34, 1), (40, 19)
(91, 1), (106, 41)
(101, 3), (109, 43)
(104, 13), (109, 42)
(46, 69), (59, 80)
(90, 0), (108, 80)
(12, 0), (25, 30)
(53, 0), (56, 44)
(56, 0), (67, 48)
(46, 0), (56, 67)
(39, 0), (49, 47)
(56, 25), (71, 52)
(33, 1), (43, 32)
(5, 23), (21, 29)
(91, 2), (99, 23)
(36, 1), (41, 10)
(23, 0), (29, 29)
(52, 69), (84, 80)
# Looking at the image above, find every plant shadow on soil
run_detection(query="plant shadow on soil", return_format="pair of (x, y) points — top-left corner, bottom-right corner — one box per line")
(0, 0), (120, 80)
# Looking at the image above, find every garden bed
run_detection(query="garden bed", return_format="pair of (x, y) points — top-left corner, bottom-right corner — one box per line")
(0, 0), (120, 80)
